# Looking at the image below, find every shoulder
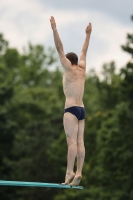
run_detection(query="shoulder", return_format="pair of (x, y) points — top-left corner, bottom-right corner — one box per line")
(59, 51), (72, 70)
(78, 60), (86, 71)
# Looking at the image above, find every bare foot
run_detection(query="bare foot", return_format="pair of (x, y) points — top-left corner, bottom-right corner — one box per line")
(69, 175), (82, 186)
(61, 172), (75, 185)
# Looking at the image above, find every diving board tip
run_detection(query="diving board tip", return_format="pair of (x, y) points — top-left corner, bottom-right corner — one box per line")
(0, 180), (83, 189)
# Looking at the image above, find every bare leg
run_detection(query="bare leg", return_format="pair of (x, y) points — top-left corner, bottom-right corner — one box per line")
(70, 119), (85, 186)
(62, 112), (78, 185)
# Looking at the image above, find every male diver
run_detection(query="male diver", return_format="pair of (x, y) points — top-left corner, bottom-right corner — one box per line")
(50, 16), (92, 186)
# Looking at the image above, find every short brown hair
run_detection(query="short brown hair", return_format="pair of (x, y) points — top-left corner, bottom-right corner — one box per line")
(65, 52), (78, 65)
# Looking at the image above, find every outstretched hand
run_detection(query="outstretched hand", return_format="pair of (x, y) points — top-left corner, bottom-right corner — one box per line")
(50, 16), (56, 30)
(86, 23), (92, 35)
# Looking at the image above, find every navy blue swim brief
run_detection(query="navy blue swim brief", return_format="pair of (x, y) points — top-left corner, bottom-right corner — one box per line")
(64, 106), (85, 120)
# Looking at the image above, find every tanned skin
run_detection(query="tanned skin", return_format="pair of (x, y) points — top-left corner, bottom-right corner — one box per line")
(50, 16), (92, 186)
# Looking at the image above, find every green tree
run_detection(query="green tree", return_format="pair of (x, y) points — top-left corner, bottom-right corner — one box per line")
(87, 13), (133, 200)
(0, 34), (17, 200)
(121, 14), (133, 58)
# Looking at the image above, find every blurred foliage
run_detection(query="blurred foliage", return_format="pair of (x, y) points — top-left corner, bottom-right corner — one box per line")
(0, 14), (133, 200)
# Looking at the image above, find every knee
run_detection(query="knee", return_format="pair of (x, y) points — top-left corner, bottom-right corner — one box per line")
(67, 137), (77, 147)
(77, 139), (84, 147)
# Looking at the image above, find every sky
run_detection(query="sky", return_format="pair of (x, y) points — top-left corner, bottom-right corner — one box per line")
(0, 0), (133, 73)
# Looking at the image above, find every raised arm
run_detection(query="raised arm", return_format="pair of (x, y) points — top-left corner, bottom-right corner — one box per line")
(50, 16), (70, 69)
(79, 22), (92, 69)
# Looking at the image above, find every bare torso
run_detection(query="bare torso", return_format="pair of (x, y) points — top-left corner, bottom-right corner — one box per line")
(63, 65), (85, 109)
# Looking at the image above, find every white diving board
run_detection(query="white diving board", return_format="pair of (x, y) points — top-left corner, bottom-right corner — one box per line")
(0, 180), (83, 190)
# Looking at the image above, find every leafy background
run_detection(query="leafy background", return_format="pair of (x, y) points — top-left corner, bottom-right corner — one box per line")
(0, 13), (133, 200)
